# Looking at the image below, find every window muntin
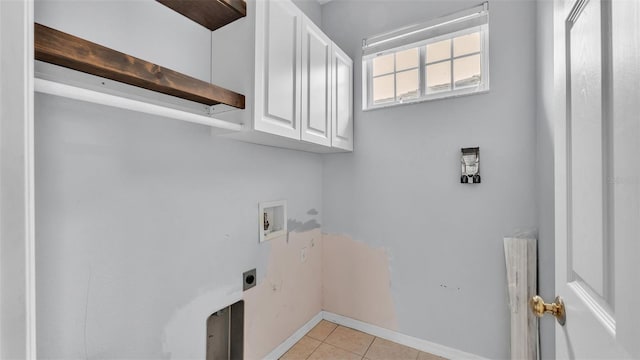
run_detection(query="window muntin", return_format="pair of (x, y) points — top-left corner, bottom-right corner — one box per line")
(364, 25), (489, 110)
(425, 29), (482, 94)
(426, 60), (451, 94)
(371, 48), (420, 105)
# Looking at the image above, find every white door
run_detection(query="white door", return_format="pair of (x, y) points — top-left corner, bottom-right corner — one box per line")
(254, 0), (302, 140)
(301, 17), (332, 146)
(553, 0), (640, 358)
(331, 44), (353, 151)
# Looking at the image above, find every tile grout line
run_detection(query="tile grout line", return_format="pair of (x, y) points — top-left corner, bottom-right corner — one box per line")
(324, 321), (339, 340)
(328, 324), (375, 359)
(304, 321), (339, 360)
(323, 323), (368, 359)
(302, 337), (322, 360)
(362, 335), (377, 359)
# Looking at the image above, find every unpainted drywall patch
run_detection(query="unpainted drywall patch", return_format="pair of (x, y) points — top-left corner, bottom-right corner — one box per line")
(322, 233), (398, 330)
(243, 228), (323, 360)
(162, 231), (393, 359)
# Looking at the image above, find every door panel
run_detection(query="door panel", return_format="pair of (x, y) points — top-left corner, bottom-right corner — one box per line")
(555, 0), (639, 358)
(301, 18), (331, 146)
(568, 0), (605, 299)
(254, 0), (301, 139)
(331, 44), (353, 151)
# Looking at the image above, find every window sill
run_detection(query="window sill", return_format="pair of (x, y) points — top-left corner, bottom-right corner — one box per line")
(363, 87), (490, 111)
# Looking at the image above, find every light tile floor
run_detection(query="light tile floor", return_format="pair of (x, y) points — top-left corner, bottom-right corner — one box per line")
(280, 320), (448, 360)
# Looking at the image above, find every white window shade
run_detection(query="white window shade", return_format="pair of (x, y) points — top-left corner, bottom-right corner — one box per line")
(362, 2), (489, 58)
(362, 2), (490, 110)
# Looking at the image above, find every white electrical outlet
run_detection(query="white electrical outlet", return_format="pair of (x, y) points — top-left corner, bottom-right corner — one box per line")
(301, 247), (308, 263)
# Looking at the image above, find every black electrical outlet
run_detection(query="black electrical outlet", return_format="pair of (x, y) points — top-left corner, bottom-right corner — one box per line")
(243, 269), (256, 291)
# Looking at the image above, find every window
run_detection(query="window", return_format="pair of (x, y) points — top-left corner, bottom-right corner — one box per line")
(363, 3), (489, 110)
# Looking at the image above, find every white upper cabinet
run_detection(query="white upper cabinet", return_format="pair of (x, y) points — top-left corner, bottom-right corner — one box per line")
(211, 0), (353, 153)
(301, 17), (332, 147)
(331, 44), (354, 151)
(254, 0), (302, 140)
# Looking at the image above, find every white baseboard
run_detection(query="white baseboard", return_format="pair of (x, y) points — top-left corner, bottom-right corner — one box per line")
(263, 312), (324, 359)
(264, 311), (487, 360)
(321, 311), (488, 360)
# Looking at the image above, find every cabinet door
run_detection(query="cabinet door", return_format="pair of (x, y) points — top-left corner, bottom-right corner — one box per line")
(254, 0), (302, 140)
(300, 18), (332, 146)
(331, 44), (353, 151)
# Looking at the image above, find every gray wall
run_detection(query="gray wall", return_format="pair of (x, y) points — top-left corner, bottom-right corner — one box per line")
(321, 1), (538, 358)
(535, 0), (556, 358)
(35, 95), (323, 358)
(292, 0), (322, 26)
(34, 1), (323, 358)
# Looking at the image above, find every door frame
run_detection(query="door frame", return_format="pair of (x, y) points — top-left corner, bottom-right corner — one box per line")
(0, 0), (36, 358)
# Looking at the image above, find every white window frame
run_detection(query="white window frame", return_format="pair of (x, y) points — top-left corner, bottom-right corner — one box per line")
(362, 3), (490, 111)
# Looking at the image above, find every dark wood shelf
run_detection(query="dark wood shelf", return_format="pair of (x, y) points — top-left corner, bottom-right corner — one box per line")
(157, 0), (246, 31)
(35, 23), (245, 109)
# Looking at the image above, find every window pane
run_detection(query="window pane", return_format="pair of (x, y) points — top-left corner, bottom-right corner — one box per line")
(454, 32), (480, 57)
(396, 47), (419, 71)
(373, 74), (395, 104)
(426, 39), (451, 63)
(396, 69), (419, 101)
(426, 61), (451, 93)
(454, 54), (481, 88)
(373, 54), (394, 76)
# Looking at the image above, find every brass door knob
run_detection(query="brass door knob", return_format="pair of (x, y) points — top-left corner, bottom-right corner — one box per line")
(530, 295), (566, 326)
